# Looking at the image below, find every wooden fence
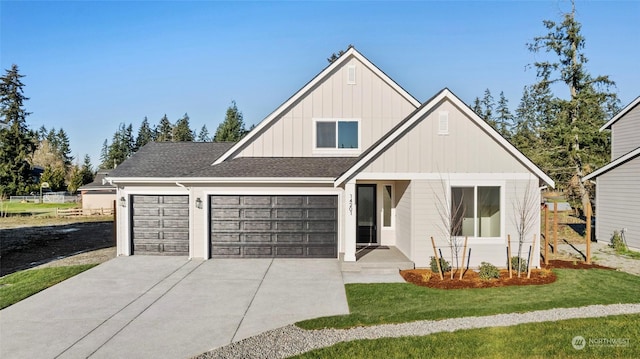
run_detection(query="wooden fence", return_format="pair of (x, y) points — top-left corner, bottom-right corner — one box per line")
(56, 207), (114, 217)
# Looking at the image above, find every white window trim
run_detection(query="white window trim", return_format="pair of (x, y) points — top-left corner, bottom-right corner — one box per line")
(312, 118), (361, 156)
(448, 179), (505, 243)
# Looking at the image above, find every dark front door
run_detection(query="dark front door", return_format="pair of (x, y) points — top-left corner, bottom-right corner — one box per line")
(357, 184), (377, 245)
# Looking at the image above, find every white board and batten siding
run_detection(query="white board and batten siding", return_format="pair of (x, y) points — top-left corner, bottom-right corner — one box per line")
(595, 155), (640, 250)
(610, 103), (640, 160)
(237, 57), (417, 158)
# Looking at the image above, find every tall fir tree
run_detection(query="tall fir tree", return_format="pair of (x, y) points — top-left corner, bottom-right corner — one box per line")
(173, 113), (194, 141)
(156, 114), (173, 142)
(527, 0), (619, 209)
(481, 89), (495, 128)
(0, 64), (37, 196)
(135, 116), (155, 151)
(214, 101), (246, 142)
(197, 125), (210, 142)
(471, 97), (482, 117)
(495, 91), (513, 138)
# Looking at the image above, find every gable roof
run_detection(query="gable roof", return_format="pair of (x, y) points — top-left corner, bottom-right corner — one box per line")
(600, 96), (640, 131)
(335, 88), (555, 188)
(108, 142), (234, 178)
(582, 146), (640, 181)
(78, 170), (116, 191)
(212, 46), (421, 165)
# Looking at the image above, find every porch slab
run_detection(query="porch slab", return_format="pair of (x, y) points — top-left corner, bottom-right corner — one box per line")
(341, 246), (414, 272)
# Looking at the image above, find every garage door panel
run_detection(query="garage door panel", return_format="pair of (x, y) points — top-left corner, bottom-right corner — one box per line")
(210, 195), (337, 258)
(131, 195), (189, 256)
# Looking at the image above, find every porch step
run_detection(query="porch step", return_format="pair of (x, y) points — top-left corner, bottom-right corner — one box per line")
(341, 246), (415, 273)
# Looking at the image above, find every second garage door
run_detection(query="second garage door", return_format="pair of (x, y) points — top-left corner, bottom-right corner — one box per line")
(210, 195), (337, 258)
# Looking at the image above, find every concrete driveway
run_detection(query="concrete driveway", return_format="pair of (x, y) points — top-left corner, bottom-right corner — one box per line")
(0, 256), (349, 359)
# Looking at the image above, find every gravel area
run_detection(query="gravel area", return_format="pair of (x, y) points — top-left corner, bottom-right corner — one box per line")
(195, 303), (640, 359)
(558, 241), (640, 276)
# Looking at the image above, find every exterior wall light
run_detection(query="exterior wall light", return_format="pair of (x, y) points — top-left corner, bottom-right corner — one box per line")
(119, 196), (126, 208)
(195, 197), (203, 209)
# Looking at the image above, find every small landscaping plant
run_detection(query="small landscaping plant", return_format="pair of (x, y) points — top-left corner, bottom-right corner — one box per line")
(478, 262), (500, 280)
(610, 230), (626, 251)
(421, 272), (432, 282)
(510, 256), (528, 273)
(430, 256), (451, 273)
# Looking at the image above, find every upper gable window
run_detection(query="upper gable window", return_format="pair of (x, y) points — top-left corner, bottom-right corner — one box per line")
(314, 119), (360, 155)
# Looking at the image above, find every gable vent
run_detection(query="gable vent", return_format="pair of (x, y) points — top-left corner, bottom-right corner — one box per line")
(347, 65), (356, 84)
(438, 111), (449, 135)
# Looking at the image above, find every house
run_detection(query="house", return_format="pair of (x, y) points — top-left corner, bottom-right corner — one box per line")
(583, 96), (640, 251)
(106, 47), (554, 268)
(79, 170), (116, 210)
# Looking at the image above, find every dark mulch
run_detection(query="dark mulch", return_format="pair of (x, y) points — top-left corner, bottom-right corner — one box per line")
(0, 221), (114, 276)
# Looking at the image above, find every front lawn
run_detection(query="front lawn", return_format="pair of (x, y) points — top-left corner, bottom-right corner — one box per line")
(0, 264), (96, 309)
(293, 314), (640, 358)
(0, 201), (78, 216)
(298, 269), (640, 329)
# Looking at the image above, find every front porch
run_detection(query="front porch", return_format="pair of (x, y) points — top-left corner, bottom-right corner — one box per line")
(341, 245), (414, 272)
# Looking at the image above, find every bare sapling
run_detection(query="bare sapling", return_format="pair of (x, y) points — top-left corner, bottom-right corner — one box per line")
(432, 177), (466, 279)
(511, 181), (538, 277)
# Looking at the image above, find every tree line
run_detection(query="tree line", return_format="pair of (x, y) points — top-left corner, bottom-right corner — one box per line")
(0, 2), (621, 206)
(99, 100), (249, 169)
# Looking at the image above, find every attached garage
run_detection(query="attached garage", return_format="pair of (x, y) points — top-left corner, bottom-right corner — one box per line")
(210, 195), (337, 258)
(131, 195), (189, 255)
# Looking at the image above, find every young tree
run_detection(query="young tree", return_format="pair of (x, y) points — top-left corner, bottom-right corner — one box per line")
(0, 64), (37, 196)
(173, 113), (194, 141)
(135, 116), (155, 151)
(510, 181), (539, 277)
(527, 0), (619, 209)
(431, 177), (466, 279)
(197, 125), (210, 142)
(156, 114), (173, 142)
(214, 101), (246, 142)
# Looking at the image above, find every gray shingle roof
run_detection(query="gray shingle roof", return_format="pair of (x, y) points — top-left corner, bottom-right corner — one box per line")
(108, 142), (235, 178)
(107, 142), (356, 179)
(190, 157), (357, 178)
(78, 170), (116, 191)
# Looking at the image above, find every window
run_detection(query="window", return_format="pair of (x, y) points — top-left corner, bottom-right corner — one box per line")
(438, 111), (449, 135)
(315, 120), (359, 149)
(451, 186), (501, 237)
(347, 65), (356, 84)
(383, 185), (392, 227)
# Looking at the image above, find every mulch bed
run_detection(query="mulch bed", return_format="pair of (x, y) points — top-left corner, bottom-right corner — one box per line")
(400, 260), (614, 290)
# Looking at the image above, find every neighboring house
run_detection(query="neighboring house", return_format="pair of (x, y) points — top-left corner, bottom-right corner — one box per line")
(79, 170), (116, 210)
(583, 96), (640, 251)
(107, 47), (554, 268)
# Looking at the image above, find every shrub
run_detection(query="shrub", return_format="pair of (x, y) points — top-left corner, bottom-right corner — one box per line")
(510, 256), (528, 273)
(478, 262), (500, 280)
(421, 272), (432, 282)
(611, 231), (627, 252)
(430, 256), (451, 273)
(539, 268), (553, 278)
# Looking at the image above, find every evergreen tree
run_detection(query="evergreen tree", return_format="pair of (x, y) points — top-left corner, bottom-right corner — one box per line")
(472, 97), (482, 117)
(99, 139), (109, 169)
(495, 91), (513, 138)
(214, 101), (246, 142)
(173, 113), (194, 141)
(0, 64), (37, 196)
(56, 128), (73, 166)
(197, 125), (210, 142)
(80, 154), (94, 185)
(67, 155), (94, 194)
(481, 89), (495, 127)
(103, 123), (135, 169)
(40, 164), (66, 192)
(135, 116), (155, 151)
(156, 114), (173, 142)
(527, 0), (619, 209)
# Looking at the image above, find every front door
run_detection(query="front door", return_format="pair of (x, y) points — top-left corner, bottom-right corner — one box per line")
(356, 184), (377, 245)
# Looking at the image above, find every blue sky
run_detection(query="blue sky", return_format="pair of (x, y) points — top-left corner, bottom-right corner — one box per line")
(2, 1), (639, 167)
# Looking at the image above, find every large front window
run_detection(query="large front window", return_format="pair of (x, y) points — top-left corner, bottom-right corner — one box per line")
(315, 120), (359, 149)
(451, 186), (501, 237)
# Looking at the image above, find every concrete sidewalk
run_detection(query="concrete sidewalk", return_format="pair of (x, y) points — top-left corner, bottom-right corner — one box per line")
(0, 256), (349, 359)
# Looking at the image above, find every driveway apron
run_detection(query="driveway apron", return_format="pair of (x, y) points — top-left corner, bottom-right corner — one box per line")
(0, 256), (349, 359)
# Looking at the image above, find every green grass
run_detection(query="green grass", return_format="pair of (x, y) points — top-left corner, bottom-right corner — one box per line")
(0, 201), (78, 215)
(0, 264), (97, 309)
(616, 247), (640, 260)
(293, 314), (640, 358)
(298, 269), (640, 329)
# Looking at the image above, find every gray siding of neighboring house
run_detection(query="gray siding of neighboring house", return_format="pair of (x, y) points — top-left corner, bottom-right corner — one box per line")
(237, 56), (417, 158)
(611, 104), (640, 159)
(595, 155), (640, 250)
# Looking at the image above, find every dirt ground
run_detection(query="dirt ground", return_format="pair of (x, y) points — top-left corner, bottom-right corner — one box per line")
(0, 221), (115, 276)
